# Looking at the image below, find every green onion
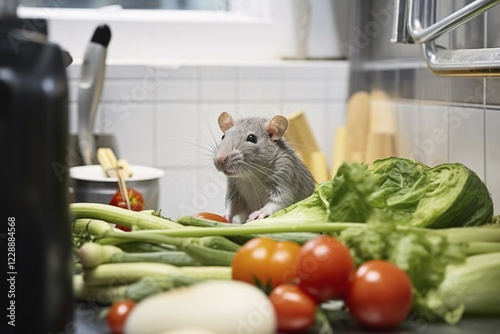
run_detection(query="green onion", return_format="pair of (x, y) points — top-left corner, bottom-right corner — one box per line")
(77, 242), (123, 268)
(82, 262), (231, 286)
(71, 203), (183, 230)
(109, 251), (202, 266)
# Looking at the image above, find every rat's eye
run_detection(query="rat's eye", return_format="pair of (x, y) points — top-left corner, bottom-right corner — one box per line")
(221, 134), (225, 140)
(246, 134), (257, 143)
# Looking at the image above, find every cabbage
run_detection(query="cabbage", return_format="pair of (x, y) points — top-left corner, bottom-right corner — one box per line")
(328, 157), (494, 228)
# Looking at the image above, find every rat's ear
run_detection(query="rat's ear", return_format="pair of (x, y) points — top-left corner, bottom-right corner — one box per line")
(218, 112), (235, 133)
(265, 115), (288, 141)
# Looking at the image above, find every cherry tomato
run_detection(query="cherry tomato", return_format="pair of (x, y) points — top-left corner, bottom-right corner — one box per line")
(269, 283), (317, 333)
(194, 212), (228, 223)
(346, 260), (413, 330)
(295, 235), (355, 303)
(109, 187), (145, 231)
(109, 187), (145, 212)
(114, 224), (131, 232)
(231, 237), (301, 290)
(107, 299), (136, 334)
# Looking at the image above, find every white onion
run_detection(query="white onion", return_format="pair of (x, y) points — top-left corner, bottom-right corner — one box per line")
(124, 280), (277, 334)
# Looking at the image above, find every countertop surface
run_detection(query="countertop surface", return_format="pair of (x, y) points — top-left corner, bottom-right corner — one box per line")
(74, 302), (500, 334)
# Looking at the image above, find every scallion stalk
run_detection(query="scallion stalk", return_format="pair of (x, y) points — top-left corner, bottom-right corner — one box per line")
(83, 262), (231, 286)
(71, 203), (183, 230)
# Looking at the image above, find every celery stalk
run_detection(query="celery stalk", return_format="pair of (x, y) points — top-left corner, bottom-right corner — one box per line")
(463, 241), (500, 255)
(423, 252), (500, 324)
(430, 227), (500, 243)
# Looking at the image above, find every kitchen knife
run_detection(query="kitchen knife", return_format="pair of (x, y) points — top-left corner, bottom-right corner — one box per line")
(78, 24), (111, 165)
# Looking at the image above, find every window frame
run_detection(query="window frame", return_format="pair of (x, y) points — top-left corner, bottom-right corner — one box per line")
(17, 0), (299, 62)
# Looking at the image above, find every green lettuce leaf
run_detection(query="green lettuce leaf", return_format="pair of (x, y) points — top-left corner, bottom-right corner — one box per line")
(337, 219), (467, 323)
(325, 157), (493, 228)
(327, 162), (376, 223)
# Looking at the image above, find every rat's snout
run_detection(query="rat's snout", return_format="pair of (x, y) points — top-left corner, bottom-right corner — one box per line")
(217, 154), (229, 166)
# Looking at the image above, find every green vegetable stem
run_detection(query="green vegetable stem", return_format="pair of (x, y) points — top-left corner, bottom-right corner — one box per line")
(71, 203), (183, 230)
(83, 262), (231, 286)
(73, 274), (202, 304)
(109, 251), (202, 267)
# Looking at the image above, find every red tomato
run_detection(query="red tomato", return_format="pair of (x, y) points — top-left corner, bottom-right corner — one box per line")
(194, 212), (228, 223)
(107, 299), (136, 334)
(231, 237), (301, 290)
(109, 187), (145, 231)
(295, 235), (355, 303)
(114, 224), (131, 232)
(269, 284), (317, 333)
(346, 260), (413, 330)
(109, 187), (145, 212)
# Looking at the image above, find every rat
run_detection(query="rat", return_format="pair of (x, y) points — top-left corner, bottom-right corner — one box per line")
(214, 112), (316, 223)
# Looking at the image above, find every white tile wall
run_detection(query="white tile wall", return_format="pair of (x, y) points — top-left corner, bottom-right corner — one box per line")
(449, 106), (485, 180)
(394, 100), (420, 159)
(485, 108), (500, 211)
(100, 102), (156, 166)
(391, 101), (497, 214)
(417, 104), (449, 167)
(68, 61), (349, 218)
(238, 80), (283, 100)
(157, 80), (199, 101)
(155, 103), (200, 168)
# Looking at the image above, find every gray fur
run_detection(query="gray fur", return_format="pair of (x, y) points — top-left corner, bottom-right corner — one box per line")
(213, 116), (315, 223)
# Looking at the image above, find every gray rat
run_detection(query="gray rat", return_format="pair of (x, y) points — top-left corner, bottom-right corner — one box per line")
(214, 112), (315, 223)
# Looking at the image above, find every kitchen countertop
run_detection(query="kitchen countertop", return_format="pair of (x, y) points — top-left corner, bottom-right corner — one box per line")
(74, 301), (500, 334)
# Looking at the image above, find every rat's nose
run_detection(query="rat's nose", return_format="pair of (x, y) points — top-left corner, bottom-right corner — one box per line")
(217, 155), (229, 166)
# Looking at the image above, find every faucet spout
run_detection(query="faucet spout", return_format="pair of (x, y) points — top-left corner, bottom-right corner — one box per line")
(391, 0), (500, 77)
(407, 0), (500, 44)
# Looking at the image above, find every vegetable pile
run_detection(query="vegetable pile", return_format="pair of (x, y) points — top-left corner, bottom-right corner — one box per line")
(71, 157), (500, 333)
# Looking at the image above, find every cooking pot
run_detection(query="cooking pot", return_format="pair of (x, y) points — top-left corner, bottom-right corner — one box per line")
(70, 165), (164, 210)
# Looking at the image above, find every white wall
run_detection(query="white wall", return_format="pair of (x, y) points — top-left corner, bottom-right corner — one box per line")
(393, 98), (500, 211)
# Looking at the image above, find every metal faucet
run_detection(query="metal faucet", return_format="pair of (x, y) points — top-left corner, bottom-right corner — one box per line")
(392, 0), (500, 76)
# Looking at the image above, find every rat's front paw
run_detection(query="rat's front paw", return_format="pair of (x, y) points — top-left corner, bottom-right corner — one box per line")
(248, 209), (272, 221)
(248, 203), (280, 222)
(224, 211), (234, 224)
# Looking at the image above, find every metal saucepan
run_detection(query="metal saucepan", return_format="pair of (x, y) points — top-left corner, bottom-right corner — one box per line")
(69, 165), (164, 210)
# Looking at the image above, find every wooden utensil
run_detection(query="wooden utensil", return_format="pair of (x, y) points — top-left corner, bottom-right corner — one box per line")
(344, 91), (371, 163)
(97, 148), (132, 210)
(365, 90), (395, 163)
(284, 110), (330, 182)
(331, 126), (346, 177)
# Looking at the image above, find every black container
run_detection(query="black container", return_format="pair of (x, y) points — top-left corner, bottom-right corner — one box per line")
(0, 17), (74, 334)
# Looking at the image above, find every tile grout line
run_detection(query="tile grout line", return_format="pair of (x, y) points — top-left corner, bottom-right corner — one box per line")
(483, 11), (488, 184)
